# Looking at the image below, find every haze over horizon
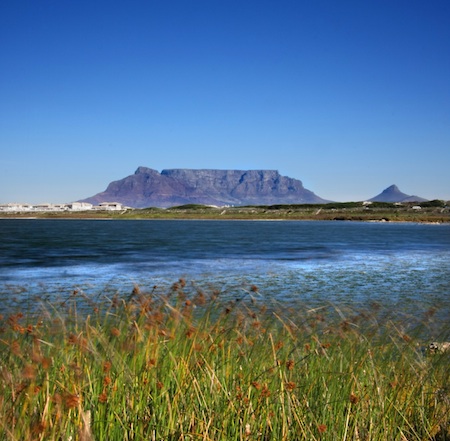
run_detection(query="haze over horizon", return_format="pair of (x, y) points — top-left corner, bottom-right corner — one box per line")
(1, 0), (449, 204)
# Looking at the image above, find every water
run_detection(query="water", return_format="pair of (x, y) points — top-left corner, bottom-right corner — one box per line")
(1, 219), (449, 317)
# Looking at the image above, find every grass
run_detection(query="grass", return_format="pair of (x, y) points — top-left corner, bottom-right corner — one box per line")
(1, 201), (450, 223)
(0, 281), (449, 440)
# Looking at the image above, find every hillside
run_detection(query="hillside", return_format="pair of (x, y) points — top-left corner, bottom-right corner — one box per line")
(369, 185), (428, 203)
(80, 167), (329, 208)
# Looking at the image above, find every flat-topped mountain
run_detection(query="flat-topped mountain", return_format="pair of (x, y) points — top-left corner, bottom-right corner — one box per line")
(80, 167), (329, 208)
(369, 185), (428, 203)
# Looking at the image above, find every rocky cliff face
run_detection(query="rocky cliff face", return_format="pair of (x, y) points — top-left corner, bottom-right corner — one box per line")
(369, 185), (427, 203)
(80, 167), (328, 208)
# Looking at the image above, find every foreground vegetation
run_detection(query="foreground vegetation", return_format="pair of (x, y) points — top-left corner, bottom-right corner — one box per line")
(2, 200), (450, 223)
(1, 282), (449, 440)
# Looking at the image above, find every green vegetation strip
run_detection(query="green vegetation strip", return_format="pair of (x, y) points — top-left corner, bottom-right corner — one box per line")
(0, 282), (449, 440)
(2, 200), (449, 222)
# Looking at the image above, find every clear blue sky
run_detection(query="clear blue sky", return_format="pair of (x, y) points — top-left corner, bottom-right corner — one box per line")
(1, 0), (449, 203)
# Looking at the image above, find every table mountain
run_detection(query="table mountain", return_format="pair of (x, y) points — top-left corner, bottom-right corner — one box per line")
(80, 167), (329, 208)
(369, 185), (427, 203)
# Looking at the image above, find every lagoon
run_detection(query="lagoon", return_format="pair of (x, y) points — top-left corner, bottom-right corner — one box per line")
(1, 219), (449, 318)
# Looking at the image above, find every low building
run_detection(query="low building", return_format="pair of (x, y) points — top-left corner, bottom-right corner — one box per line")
(68, 202), (93, 211)
(0, 203), (34, 212)
(33, 203), (61, 211)
(1, 201), (129, 212)
(97, 202), (125, 211)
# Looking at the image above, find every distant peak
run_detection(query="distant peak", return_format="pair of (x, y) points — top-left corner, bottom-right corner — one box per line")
(369, 184), (427, 203)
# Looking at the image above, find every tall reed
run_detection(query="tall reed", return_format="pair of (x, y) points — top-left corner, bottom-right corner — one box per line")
(0, 281), (448, 440)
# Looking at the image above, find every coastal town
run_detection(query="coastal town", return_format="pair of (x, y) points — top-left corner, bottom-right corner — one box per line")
(0, 201), (128, 212)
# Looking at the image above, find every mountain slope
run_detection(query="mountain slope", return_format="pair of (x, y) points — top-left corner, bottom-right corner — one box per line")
(80, 167), (329, 208)
(369, 185), (427, 203)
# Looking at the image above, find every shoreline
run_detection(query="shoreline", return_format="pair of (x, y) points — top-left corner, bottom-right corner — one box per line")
(1, 217), (448, 224)
(1, 201), (449, 223)
(1, 214), (448, 223)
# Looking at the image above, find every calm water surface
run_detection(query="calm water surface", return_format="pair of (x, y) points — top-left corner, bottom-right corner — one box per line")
(1, 219), (449, 315)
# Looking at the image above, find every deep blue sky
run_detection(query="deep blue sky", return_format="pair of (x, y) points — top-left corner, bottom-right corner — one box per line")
(1, 0), (449, 203)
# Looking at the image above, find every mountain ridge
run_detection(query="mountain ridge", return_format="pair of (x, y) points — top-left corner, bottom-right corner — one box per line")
(80, 167), (329, 208)
(79, 168), (432, 208)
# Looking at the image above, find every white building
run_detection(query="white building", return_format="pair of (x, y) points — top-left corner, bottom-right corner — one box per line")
(0, 201), (128, 212)
(0, 203), (33, 212)
(97, 202), (125, 211)
(68, 202), (93, 211)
